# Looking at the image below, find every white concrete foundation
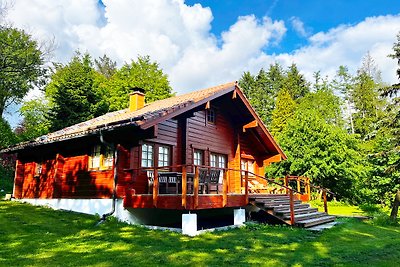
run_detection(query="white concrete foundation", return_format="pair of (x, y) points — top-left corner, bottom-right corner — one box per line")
(234, 208), (246, 225)
(182, 213), (197, 236)
(16, 198), (141, 225)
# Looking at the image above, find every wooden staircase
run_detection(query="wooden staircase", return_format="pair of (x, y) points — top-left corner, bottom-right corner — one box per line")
(248, 194), (336, 228)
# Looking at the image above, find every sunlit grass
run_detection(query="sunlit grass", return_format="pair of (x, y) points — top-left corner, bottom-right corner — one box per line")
(0, 200), (399, 266)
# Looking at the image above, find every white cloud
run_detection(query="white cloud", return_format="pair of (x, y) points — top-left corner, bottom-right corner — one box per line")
(290, 16), (310, 38)
(4, 0), (400, 96)
(277, 15), (400, 85)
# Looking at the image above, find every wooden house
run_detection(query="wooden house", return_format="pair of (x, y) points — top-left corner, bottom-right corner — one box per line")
(1, 82), (335, 234)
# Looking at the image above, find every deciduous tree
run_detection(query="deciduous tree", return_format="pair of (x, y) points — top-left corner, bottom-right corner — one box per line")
(0, 26), (46, 118)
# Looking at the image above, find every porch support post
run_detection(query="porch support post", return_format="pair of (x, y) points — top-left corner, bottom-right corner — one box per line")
(234, 208), (246, 225)
(182, 213), (197, 236)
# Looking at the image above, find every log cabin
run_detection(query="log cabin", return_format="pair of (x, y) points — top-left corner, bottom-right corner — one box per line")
(1, 81), (335, 235)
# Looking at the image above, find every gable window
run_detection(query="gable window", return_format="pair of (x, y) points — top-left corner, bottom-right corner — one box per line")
(206, 108), (216, 124)
(158, 145), (170, 167)
(89, 145), (114, 170)
(141, 143), (154, 167)
(193, 150), (203, 166)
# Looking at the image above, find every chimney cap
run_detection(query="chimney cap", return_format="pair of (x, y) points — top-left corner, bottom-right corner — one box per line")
(130, 87), (145, 94)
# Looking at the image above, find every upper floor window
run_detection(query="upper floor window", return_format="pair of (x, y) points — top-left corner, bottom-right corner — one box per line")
(193, 150), (203, 166)
(206, 108), (216, 124)
(89, 145), (114, 170)
(158, 145), (170, 167)
(141, 143), (154, 167)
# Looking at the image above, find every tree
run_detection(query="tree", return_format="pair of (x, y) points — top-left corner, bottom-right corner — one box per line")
(299, 88), (343, 127)
(270, 89), (296, 137)
(0, 117), (15, 148)
(332, 66), (355, 134)
(380, 31), (400, 220)
(46, 52), (109, 131)
(266, 107), (364, 200)
(95, 54), (117, 79)
(0, 26), (46, 118)
(283, 63), (310, 100)
(106, 55), (173, 111)
(15, 97), (51, 141)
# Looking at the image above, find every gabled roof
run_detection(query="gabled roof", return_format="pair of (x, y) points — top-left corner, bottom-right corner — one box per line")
(1, 81), (286, 159)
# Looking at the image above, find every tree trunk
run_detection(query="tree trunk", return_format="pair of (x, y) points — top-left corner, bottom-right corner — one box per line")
(390, 189), (400, 220)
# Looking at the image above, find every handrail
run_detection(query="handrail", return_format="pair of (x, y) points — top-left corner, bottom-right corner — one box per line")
(124, 164), (332, 222)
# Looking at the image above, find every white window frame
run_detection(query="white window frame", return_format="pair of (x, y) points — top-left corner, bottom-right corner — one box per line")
(158, 145), (170, 167)
(141, 143), (154, 168)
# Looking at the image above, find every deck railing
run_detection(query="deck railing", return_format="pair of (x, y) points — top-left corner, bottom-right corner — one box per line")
(125, 165), (334, 224)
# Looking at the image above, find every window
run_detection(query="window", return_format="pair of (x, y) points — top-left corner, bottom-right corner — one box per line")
(193, 150), (203, 166)
(89, 145), (114, 170)
(141, 143), (154, 167)
(103, 147), (114, 168)
(34, 162), (42, 177)
(158, 145), (170, 167)
(241, 159), (255, 176)
(90, 145), (101, 169)
(210, 153), (227, 168)
(206, 108), (216, 124)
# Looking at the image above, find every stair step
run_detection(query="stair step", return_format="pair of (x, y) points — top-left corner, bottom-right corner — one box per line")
(275, 207), (318, 217)
(249, 195), (289, 201)
(296, 215), (336, 228)
(273, 203), (310, 212)
(283, 212), (327, 221)
(260, 200), (302, 207)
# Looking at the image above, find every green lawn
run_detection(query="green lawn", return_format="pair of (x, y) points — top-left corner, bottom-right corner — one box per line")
(1, 201), (399, 267)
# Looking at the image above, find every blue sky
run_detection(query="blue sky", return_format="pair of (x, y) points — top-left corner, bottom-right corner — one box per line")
(3, 0), (400, 127)
(185, 0), (400, 53)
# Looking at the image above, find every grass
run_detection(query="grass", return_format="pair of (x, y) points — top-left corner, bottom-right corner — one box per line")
(311, 200), (365, 217)
(1, 201), (400, 266)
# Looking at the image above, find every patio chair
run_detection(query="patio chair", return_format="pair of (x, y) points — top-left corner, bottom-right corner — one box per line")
(198, 168), (208, 194)
(206, 169), (221, 194)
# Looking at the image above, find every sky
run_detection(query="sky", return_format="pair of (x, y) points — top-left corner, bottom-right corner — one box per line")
(2, 0), (400, 126)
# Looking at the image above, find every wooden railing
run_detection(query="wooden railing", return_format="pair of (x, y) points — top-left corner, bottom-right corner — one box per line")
(125, 165), (334, 225)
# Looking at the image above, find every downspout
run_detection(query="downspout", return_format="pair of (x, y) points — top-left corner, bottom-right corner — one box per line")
(97, 131), (119, 225)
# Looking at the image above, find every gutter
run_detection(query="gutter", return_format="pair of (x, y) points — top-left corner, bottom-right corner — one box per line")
(96, 131), (119, 225)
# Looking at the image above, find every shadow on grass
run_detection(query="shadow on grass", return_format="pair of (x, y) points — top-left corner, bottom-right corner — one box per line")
(0, 201), (400, 266)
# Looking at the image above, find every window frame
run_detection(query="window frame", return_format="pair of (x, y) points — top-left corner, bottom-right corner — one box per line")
(141, 143), (154, 168)
(89, 144), (114, 171)
(193, 149), (204, 166)
(206, 108), (216, 124)
(158, 145), (170, 167)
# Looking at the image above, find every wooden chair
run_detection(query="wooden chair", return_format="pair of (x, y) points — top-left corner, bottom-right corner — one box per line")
(198, 168), (208, 194)
(147, 170), (154, 194)
(206, 169), (221, 194)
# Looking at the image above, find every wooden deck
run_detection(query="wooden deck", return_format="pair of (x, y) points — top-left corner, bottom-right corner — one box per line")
(123, 193), (247, 210)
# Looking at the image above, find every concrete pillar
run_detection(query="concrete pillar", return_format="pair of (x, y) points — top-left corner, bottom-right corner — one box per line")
(182, 213), (197, 236)
(234, 208), (246, 225)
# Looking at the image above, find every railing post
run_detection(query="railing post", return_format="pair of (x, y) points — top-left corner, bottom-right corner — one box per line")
(194, 166), (199, 209)
(223, 169), (228, 207)
(289, 188), (295, 225)
(244, 171), (249, 204)
(285, 175), (289, 194)
(152, 168), (158, 207)
(181, 166), (187, 209)
(307, 178), (311, 201)
(297, 176), (301, 193)
(323, 189), (328, 213)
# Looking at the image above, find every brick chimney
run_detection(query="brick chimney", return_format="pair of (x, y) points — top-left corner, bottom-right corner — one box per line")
(129, 88), (145, 111)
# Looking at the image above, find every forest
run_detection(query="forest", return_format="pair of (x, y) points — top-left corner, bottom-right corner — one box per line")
(0, 20), (399, 219)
